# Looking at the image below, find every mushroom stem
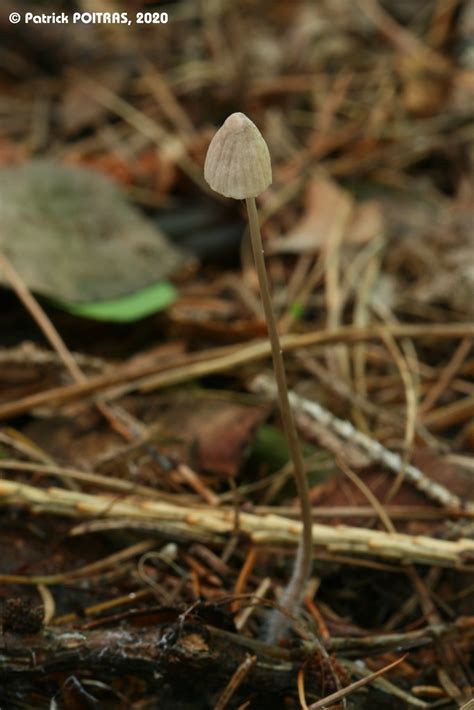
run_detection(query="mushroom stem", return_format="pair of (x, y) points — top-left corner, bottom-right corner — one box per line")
(245, 197), (313, 641)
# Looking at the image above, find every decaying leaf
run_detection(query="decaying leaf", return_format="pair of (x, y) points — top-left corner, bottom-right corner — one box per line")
(0, 160), (187, 303)
(58, 67), (127, 136)
(270, 176), (384, 254)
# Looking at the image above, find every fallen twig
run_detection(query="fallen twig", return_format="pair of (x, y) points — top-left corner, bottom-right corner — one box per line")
(252, 374), (473, 513)
(307, 654), (407, 709)
(0, 479), (473, 569)
(0, 323), (471, 420)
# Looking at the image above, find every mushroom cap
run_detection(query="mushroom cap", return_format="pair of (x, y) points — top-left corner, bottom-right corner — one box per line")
(204, 112), (272, 199)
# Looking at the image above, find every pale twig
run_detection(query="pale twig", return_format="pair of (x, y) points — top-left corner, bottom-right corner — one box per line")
(233, 547), (258, 613)
(0, 459), (187, 502)
(0, 341), (107, 370)
(0, 251), (140, 443)
(252, 374), (472, 513)
(355, 0), (449, 70)
(176, 462), (220, 506)
(377, 322), (419, 502)
(140, 58), (195, 136)
(422, 394), (474, 431)
(213, 654), (257, 710)
(351, 243), (383, 433)
(419, 338), (472, 414)
(0, 431), (55, 465)
(0, 252), (84, 382)
(307, 655), (407, 710)
(53, 587), (153, 626)
(336, 456), (396, 534)
(234, 577), (272, 631)
(323, 188), (352, 379)
(0, 323), (472, 420)
(0, 479), (473, 568)
(77, 73), (209, 192)
(296, 354), (437, 448)
(37, 583), (56, 625)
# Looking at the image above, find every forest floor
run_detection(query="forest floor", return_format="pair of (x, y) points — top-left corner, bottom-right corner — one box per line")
(0, 1), (473, 708)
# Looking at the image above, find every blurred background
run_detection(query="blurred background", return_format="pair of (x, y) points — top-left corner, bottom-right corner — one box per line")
(1, 0), (473, 447)
(0, 0), (472, 356)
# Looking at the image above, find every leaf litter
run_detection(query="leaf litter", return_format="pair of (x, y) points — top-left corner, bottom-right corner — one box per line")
(0, 1), (473, 708)
(0, 160), (187, 306)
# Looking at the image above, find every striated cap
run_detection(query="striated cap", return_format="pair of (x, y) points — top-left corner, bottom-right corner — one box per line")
(204, 112), (272, 199)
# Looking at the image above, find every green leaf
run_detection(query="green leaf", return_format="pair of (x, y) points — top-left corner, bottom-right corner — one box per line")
(56, 281), (177, 322)
(289, 301), (304, 320)
(250, 424), (291, 472)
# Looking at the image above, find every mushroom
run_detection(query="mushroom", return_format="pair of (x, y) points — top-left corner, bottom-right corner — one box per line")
(205, 112), (313, 641)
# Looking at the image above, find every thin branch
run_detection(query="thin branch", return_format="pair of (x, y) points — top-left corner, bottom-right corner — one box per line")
(0, 479), (473, 569)
(0, 323), (471, 420)
(253, 374), (473, 513)
(307, 655), (407, 709)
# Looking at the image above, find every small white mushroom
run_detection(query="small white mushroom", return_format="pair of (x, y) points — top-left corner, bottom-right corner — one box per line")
(205, 113), (312, 643)
(204, 112), (272, 199)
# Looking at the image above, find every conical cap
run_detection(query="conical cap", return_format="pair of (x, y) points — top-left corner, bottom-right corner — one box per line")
(204, 112), (272, 199)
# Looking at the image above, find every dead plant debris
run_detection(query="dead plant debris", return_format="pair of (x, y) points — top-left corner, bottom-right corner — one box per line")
(0, 1), (473, 708)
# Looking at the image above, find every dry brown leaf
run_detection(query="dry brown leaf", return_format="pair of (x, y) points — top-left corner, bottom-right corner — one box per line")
(154, 399), (267, 478)
(349, 199), (385, 244)
(58, 64), (128, 136)
(270, 176), (383, 254)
